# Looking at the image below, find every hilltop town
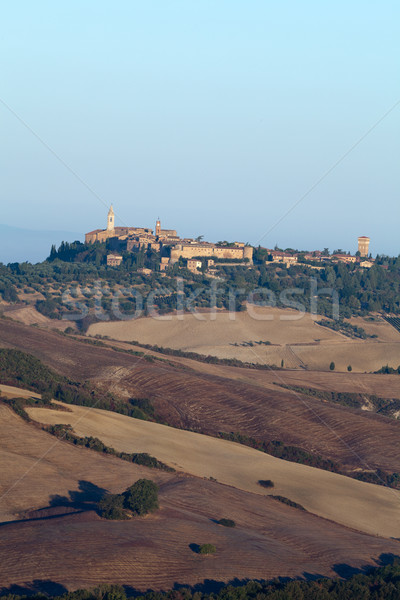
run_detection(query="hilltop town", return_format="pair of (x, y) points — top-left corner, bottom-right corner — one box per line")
(85, 206), (373, 273)
(85, 206), (253, 273)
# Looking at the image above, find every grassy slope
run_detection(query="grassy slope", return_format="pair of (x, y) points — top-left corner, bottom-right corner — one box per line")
(27, 402), (400, 538)
(87, 307), (400, 372)
(2, 404), (399, 591)
(1, 319), (400, 478)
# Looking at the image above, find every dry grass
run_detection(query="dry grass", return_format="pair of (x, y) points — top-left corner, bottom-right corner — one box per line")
(0, 384), (41, 399)
(27, 402), (400, 538)
(89, 306), (341, 348)
(3, 304), (76, 330)
(1, 312), (400, 590)
(2, 403), (399, 591)
(88, 307), (400, 372)
(0, 404), (171, 523)
(2, 319), (400, 480)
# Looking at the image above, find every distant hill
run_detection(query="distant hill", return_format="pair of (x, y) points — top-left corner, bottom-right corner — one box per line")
(0, 224), (82, 264)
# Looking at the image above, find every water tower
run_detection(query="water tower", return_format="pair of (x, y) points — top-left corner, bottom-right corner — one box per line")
(358, 236), (370, 257)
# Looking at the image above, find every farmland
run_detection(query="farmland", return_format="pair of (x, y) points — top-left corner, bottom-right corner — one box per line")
(1, 317), (400, 592)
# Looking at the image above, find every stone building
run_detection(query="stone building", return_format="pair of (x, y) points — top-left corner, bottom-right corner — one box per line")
(85, 206), (153, 245)
(187, 259), (202, 273)
(155, 219), (178, 240)
(107, 253), (123, 267)
(331, 254), (357, 264)
(169, 242), (253, 264)
(358, 236), (370, 257)
(85, 207), (253, 268)
(268, 251), (298, 267)
(359, 260), (374, 268)
(160, 256), (170, 271)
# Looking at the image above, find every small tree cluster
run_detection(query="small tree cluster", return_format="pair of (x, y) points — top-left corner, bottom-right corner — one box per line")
(124, 479), (159, 515)
(98, 494), (127, 520)
(199, 544), (216, 555)
(98, 479), (159, 520)
(258, 479), (274, 489)
(217, 518), (236, 528)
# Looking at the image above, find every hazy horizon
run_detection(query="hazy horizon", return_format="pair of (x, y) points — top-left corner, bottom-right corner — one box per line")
(1, 1), (399, 258)
(0, 216), (393, 265)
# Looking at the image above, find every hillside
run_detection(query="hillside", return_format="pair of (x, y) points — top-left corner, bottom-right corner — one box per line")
(88, 307), (400, 372)
(1, 319), (400, 479)
(26, 401), (400, 537)
(2, 403), (399, 592)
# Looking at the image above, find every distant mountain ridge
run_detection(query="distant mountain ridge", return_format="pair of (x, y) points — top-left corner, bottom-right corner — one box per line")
(0, 224), (82, 264)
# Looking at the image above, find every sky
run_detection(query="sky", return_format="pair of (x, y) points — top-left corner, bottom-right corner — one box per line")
(1, 0), (399, 262)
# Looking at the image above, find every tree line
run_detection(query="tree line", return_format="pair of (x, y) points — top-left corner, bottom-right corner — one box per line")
(1, 557), (400, 599)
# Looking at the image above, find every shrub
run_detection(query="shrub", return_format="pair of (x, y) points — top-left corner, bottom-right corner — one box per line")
(199, 543), (216, 555)
(123, 479), (159, 515)
(98, 494), (128, 520)
(217, 518), (236, 528)
(329, 361), (335, 371)
(98, 479), (159, 519)
(268, 495), (306, 511)
(347, 364), (352, 372)
(258, 479), (274, 488)
(374, 364), (400, 374)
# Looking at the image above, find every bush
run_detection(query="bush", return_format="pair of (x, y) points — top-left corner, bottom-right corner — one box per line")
(258, 479), (274, 488)
(329, 361), (335, 371)
(123, 479), (159, 515)
(268, 495), (306, 511)
(98, 494), (128, 520)
(199, 543), (216, 555)
(217, 518), (236, 528)
(374, 364), (400, 374)
(98, 479), (159, 519)
(347, 364), (352, 372)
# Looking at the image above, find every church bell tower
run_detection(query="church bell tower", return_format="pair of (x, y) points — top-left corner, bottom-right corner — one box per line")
(107, 205), (115, 232)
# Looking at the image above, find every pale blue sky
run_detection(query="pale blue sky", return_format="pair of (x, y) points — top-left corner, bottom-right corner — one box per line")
(1, 0), (399, 260)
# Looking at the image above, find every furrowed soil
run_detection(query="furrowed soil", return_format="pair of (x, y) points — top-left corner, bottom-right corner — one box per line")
(1, 319), (400, 478)
(1, 403), (399, 593)
(88, 307), (400, 372)
(26, 402), (400, 538)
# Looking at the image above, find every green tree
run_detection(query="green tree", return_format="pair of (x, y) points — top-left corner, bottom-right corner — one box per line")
(123, 479), (159, 515)
(41, 389), (53, 404)
(329, 361), (335, 371)
(347, 365), (352, 372)
(199, 543), (216, 554)
(258, 479), (274, 488)
(217, 518), (235, 528)
(93, 585), (127, 600)
(98, 494), (127, 520)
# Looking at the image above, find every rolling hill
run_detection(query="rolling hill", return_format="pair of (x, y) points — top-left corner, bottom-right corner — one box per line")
(0, 402), (399, 592)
